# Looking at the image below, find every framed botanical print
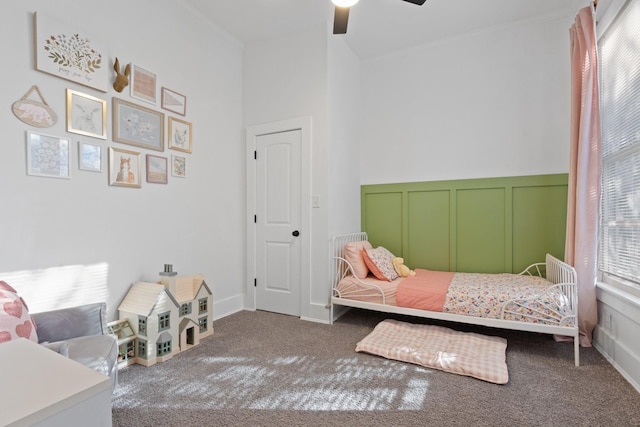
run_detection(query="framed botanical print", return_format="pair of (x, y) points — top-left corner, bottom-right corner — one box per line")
(168, 117), (192, 153)
(34, 12), (107, 92)
(171, 154), (186, 178)
(112, 97), (164, 151)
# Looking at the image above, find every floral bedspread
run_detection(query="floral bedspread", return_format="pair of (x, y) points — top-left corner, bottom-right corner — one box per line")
(442, 272), (574, 326)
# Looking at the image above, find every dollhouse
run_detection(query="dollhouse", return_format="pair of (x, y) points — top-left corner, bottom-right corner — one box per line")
(116, 265), (213, 367)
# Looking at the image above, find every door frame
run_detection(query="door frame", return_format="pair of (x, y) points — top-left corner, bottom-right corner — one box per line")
(245, 116), (312, 312)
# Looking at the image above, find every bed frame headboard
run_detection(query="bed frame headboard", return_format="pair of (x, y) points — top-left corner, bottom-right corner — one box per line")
(332, 232), (367, 283)
(331, 232), (367, 308)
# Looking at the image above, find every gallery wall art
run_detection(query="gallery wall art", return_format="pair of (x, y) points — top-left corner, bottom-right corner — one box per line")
(34, 12), (108, 92)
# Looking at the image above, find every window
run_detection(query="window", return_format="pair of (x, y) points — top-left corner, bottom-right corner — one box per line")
(138, 339), (147, 359)
(598, 0), (640, 291)
(180, 302), (192, 316)
(138, 316), (147, 336)
(158, 312), (170, 331)
(198, 316), (208, 333)
(122, 340), (135, 362)
(157, 341), (172, 357)
(199, 298), (208, 314)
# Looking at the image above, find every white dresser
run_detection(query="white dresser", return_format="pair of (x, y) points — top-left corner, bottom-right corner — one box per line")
(0, 338), (112, 427)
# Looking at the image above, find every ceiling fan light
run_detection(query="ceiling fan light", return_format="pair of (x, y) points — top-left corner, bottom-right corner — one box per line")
(332, 0), (359, 7)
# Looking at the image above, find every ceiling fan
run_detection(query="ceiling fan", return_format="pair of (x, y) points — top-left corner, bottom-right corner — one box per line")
(332, 0), (427, 34)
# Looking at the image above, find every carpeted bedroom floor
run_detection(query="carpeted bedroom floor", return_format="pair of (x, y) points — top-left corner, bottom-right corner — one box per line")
(111, 308), (640, 427)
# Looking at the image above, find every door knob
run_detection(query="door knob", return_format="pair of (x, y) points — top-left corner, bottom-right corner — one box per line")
(292, 230), (300, 237)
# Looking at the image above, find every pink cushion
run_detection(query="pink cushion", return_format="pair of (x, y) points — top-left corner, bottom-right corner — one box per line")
(0, 281), (38, 344)
(344, 241), (373, 279)
(363, 246), (399, 281)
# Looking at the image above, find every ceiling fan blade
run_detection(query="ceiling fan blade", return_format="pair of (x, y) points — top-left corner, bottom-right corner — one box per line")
(333, 6), (350, 34)
(401, 0), (427, 5)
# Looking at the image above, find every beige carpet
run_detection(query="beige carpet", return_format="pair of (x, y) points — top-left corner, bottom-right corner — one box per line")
(111, 308), (640, 426)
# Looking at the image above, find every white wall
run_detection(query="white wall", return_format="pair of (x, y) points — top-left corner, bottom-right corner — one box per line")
(328, 36), (363, 237)
(0, 1), (245, 320)
(360, 13), (577, 184)
(244, 25), (333, 321)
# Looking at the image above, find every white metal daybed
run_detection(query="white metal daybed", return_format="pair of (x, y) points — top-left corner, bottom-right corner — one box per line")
(330, 232), (580, 366)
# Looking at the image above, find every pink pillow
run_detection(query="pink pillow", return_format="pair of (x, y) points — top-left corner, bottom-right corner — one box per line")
(344, 241), (373, 279)
(0, 281), (38, 344)
(363, 246), (399, 281)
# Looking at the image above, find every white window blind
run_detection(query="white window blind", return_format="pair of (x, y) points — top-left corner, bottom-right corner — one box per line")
(599, 0), (640, 287)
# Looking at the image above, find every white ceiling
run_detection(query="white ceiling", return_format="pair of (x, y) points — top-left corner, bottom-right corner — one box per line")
(181, 0), (587, 59)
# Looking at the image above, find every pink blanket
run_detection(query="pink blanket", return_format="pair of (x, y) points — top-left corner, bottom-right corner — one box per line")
(396, 269), (453, 311)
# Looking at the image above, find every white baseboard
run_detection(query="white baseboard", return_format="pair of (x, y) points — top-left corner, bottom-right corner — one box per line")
(213, 295), (331, 324)
(300, 302), (331, 324)
(593, 325), (640, 394)
(213, 294), (245, 320)
(593, 283), (640, 395)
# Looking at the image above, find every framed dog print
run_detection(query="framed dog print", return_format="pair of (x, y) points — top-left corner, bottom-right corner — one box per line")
(109, 147), (141, 188)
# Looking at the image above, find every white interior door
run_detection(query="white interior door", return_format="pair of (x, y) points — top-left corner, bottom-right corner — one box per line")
(255, 130), (302, 316)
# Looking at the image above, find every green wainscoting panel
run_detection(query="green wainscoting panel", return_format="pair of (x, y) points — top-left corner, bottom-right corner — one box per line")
(361, 174), (568, 274)
(361, 192), (403, 256)
(407, 190), (450, 271)
(456, 188), (506, 273)
(512, 184), (568, 273)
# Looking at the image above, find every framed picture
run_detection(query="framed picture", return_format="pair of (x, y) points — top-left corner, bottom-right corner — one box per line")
(12, 85), (57, 128)
(130, 64), (157, 104)
(161, 87), (186, 116)
(66, 89), (107, 139)
(171, 154), (186, 178)
(146, 154), (168, 184)
(26, 131), (70, 179)
(168, 117), (192, 153)
(109, 147), (141, 188)
(78, 142), (102, 172)
(112, 98), (164, 151)
(34, 12), (107, 92)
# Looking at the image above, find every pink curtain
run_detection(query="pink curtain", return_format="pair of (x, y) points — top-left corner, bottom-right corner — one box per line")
(565, 4), (600, 347)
